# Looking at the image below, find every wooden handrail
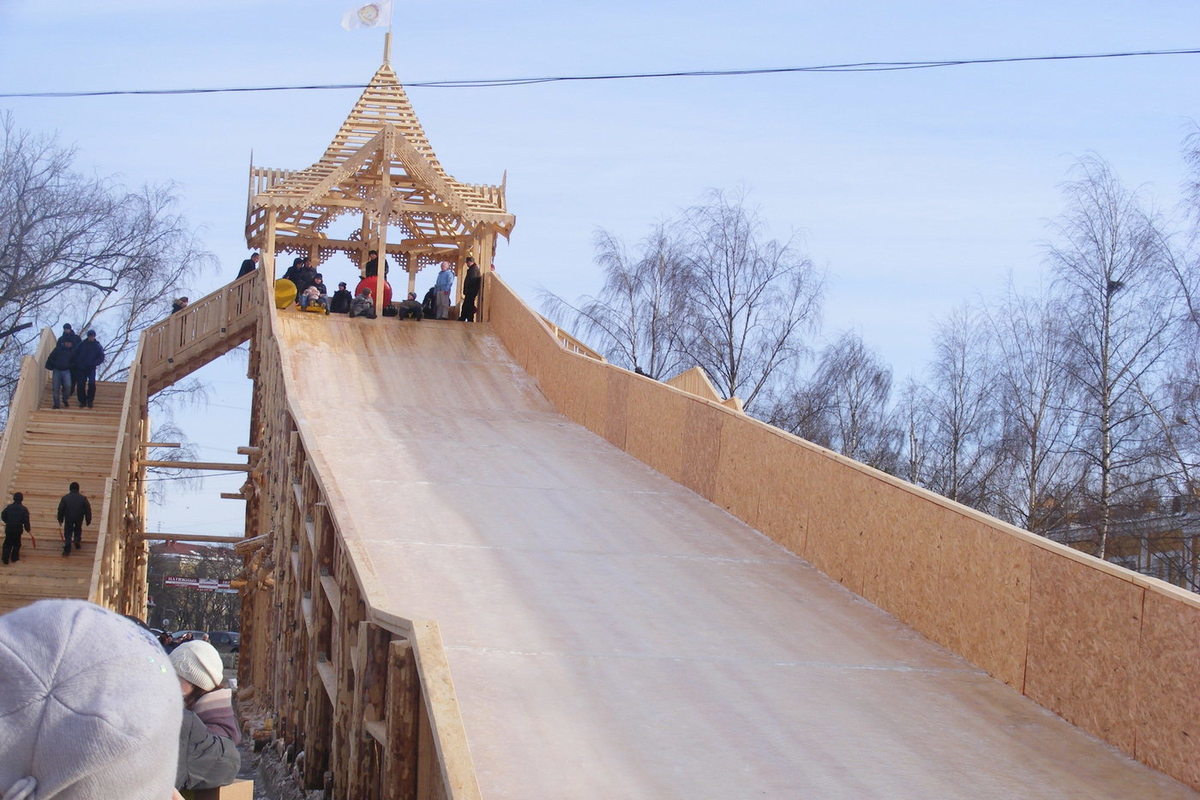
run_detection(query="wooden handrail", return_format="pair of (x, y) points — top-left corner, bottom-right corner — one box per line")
(0, 329), (59, 497)
(141, 270), (261, 393)
(536, 313), (605, 362)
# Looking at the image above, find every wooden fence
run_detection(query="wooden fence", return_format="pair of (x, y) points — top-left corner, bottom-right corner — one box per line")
(484, 273), (1200, 793)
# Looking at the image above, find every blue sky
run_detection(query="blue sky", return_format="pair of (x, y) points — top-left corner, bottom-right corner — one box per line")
(2, 1), (1198, 536)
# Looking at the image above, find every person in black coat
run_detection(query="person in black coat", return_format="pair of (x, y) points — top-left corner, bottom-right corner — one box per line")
(237, 252), (259, 278)
(281, 256), (304, 285)
(58, 324), (83, 395)
(58, 323), (81, 348)
(329, 282), (353, 314)
(56, 482), (91, 555)
(421, 286), (438, 319)
(363, 249), (389, 278)
(1, 492), (30, 565)
(74, 329), (105, 408)
(45, 338), (76, 409)
(458, 257), (482, 322)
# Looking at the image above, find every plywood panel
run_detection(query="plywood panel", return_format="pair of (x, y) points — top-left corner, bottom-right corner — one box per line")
(1025, 548), (1142, 752)
(623, 378), (688, 484)
(680, 400), (724, 501)
(1134, 590), (1200, 788)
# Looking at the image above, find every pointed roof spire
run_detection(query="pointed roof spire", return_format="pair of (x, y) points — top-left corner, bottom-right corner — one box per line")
(246, 62), (514, 254)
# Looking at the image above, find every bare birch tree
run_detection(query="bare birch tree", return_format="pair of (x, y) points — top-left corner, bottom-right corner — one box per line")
(772, 331), (898, 470)
(541, 223), (689, 379)
(677, 190), (823, 412)
(918, 306), (1004, 511)
(988, 285), (1085, 531)
(1049, 155), (1178, 558)
(0, 114), (211, 417)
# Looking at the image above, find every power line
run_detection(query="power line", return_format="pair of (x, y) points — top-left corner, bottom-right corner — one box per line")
(1, 47), (1196, 99)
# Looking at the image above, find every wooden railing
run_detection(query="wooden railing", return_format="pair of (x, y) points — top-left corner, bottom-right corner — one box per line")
(0, 329), (58, 497)
(536, 313), (605, 361)
(87, 337), (148, 613)
(238, 265), (481, 799)
(142, 270), (261, 393)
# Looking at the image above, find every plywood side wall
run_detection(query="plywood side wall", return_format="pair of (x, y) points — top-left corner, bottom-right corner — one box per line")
(486, 275), (1200, 792)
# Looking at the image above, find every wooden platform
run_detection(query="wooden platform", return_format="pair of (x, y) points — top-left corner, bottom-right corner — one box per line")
(0, 380), (124, 614)
(275, 313), (1198, 800)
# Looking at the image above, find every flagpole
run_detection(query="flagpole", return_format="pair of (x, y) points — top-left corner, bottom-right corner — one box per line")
(383, 30), (391, 65)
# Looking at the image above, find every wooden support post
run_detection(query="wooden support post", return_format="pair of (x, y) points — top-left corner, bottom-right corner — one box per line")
(373, 128), (393, 319)
(264, 208), (278, 276)
(384, 639), (419, 800)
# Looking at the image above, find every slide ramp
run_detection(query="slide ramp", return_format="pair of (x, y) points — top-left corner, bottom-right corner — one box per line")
(275, 312), (1195, 799)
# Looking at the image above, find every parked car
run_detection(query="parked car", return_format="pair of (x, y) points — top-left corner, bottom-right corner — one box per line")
(208, 630), (240, 653)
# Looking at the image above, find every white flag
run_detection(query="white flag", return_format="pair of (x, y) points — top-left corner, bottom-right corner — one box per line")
(341, 1), (392, 30)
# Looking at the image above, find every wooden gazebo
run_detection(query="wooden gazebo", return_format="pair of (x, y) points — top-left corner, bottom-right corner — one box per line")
(245, 50), (515, 314)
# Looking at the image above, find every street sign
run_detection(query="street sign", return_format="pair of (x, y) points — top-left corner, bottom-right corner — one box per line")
(165, 575), (233, 592)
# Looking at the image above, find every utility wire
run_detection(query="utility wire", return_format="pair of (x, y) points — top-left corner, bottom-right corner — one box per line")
(1, 47), (1197, 99)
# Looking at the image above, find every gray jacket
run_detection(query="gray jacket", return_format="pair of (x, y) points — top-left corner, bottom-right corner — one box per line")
(176, 710), (240, 790)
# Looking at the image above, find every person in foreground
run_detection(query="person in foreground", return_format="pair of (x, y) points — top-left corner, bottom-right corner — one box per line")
(0, 599), (183, 799)
(170, 640), (241, 792)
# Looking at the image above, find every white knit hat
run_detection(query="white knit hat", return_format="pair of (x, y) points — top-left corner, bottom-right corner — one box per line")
(170, 639), (225, 692)
(0, 599), (182, 800)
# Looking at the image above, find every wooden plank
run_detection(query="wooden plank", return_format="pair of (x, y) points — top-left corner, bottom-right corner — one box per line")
(142, 460), (251, 471)
(139, 532), (245, 544)
(384, 639), (419, 800)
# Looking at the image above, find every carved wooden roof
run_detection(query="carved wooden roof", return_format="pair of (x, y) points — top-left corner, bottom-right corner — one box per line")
(245, 63), (514, 255)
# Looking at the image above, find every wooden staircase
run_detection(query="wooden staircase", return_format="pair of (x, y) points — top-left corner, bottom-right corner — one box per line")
(0, 271), (263, 616)
(0, 380), (125, 614)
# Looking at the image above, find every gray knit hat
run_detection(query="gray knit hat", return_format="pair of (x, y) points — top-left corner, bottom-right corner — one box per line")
(170, 639), (225, 692)
(0, 599), (182, 800)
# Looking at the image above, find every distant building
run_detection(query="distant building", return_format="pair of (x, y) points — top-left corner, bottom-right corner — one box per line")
(1045, 498), (1200, 592)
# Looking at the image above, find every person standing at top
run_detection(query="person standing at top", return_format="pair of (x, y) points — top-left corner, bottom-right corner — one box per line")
(364, 249), (389, 278)
(74, 329), (105, 408)
(171, 297), (189, 314)
(237, 252), (259, 278)
(58, 323), (81, 348)
(45, 337), (76, 409)
(57, 482), (91, 556)
(59, 323), (83, 395)
(458, 256), (482, 322)
(434, 261), (455, 320)
(281, 256), (304, 285)
(1, 493), (30, 565)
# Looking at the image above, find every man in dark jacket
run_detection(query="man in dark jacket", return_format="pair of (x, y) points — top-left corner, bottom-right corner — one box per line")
(364, 249), (389, 278)
(56, 482), (91, 555)
(44, 338), (75, 409)
(421, 286), (438, 319)
(74, 329), (105, 408)
(58, 323), (81, 348)
(237, 252), (259, 278)
(1, 492), (30, 565)
(458, 257), (482, 322)
(329, 281), (353, 314)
